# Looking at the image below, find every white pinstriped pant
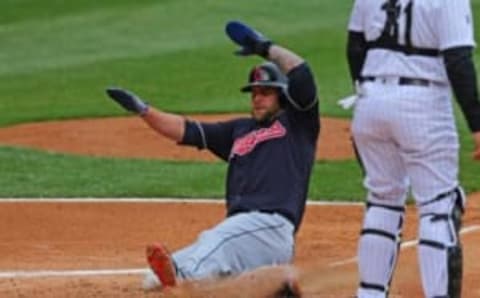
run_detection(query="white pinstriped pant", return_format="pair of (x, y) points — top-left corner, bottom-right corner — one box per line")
(352, 79), (460, 208)
(352, 79), (463, 297)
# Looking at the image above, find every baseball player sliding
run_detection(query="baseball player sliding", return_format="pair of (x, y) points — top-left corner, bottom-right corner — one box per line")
(347, 0), (480, 297)
(106, 21), (319, 297)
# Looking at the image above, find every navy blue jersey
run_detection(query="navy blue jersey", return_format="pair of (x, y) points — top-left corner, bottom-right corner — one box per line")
(181, 63), (319, 230)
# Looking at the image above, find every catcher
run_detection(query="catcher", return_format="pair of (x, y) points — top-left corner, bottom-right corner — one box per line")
(106, 21), (319, 297)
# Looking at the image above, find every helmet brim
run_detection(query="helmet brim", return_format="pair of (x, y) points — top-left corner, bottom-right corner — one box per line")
(241, 82), (287, 93)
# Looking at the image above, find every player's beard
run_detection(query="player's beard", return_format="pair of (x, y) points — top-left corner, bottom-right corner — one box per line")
(251, 106), (281, 124)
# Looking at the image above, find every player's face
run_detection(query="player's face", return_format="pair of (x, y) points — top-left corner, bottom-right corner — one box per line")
(250, 86), (281, 122)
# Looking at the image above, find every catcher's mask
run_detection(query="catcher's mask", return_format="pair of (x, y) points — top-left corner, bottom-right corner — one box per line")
(241, 62), (288, 95)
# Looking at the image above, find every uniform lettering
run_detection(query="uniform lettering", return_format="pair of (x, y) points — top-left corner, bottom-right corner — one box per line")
(230, 121), (287, 157)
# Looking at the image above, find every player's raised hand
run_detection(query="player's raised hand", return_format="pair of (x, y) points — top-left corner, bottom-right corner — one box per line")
(106, 87), (149, 116)
(225, 21), (272, 57)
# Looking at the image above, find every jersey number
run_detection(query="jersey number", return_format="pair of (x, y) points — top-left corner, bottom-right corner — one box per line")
(379, 0), (413, 47)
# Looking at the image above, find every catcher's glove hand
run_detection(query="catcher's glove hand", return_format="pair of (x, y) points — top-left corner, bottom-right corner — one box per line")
(225, 20), (273, 57)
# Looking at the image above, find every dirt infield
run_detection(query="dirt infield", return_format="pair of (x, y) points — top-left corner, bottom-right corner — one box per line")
(0, 115), (354, 161)
(0, 196), (479, 297)
(0, 116), (479, 296)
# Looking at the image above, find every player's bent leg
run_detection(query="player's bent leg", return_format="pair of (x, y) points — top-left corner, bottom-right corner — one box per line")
(356, 202), (405, 298)
(418, 187), (465, 298)
(173, 212), (294, 280)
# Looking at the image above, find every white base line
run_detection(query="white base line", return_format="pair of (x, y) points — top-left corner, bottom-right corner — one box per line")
(328, 225), (480, 268)
(0, 269), (149, 279)
(0, 198), (360, 280)
(2, 226), (478, 280)
(0, 200), (477, 279)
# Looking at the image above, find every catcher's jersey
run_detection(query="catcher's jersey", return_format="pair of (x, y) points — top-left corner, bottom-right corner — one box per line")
(181, 63), (319, 230)
(348, 0), (476, 83)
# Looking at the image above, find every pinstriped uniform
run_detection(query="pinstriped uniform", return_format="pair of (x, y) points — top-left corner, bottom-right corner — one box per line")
(348, 0), (475, 297)
(349, 0), (475, 82)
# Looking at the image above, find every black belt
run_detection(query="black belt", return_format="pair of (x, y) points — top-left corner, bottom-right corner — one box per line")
(361, 76), (432, 87)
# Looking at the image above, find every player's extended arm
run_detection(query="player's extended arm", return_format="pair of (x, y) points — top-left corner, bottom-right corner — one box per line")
(106, 87), (185, 142)
(225, 20), (318, 112)
(443, 47), (480, 160)
(225, 21), (303, 75)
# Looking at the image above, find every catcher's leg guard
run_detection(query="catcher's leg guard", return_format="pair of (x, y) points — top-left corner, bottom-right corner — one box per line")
(356, 202), (405, 298)
(418, 187), (464, 298)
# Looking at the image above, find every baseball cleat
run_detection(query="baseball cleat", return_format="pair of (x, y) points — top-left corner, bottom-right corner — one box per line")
(146, 242), (177, 288)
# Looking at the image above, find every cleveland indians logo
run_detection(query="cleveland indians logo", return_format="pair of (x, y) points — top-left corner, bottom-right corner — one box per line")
(253, 67), (269, 82)
(230, 121), (287, 158)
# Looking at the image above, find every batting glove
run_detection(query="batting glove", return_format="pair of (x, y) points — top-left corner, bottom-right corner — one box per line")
(225, 20), (273, 57)
(106, 87), (149, 116)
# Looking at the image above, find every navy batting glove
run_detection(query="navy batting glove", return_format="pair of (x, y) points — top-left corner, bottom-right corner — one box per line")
(225, 21), (272, 57)
(106, 87), (149, 116)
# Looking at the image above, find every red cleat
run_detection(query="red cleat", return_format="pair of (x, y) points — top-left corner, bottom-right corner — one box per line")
(146, 243), (177, 287)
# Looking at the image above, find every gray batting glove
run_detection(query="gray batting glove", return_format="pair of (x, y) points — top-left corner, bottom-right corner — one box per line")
(106, 87), (149, 116)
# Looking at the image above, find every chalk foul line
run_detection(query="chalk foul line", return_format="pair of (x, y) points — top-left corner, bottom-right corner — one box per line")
(0, 226), (478, 279)
(328, 224), (480, 268)
(0, 268), (149, 279)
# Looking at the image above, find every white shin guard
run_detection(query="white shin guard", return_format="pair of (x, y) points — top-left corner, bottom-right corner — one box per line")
(357, 203), (405, 298)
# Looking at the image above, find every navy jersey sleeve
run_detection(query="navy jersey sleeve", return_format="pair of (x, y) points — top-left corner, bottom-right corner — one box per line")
(284, 63), (320, 138)
(285, 63), (318, 112)
(180, 119), (236, 161)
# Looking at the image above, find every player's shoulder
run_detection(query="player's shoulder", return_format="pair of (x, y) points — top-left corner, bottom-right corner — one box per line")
(417, 0), (473, 24)
(418, 0), (470, 10)
(228, 117), (256, 128)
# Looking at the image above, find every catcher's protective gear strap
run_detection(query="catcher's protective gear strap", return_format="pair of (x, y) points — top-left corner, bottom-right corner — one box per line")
(366, 201), (405, 213)
(357, 203), (404, 297)
(418, 196), (463, 298)
(419, 187), (465, 213)
(359, 281), (386, 292)
(366, 0), (442, 58)
(361, 228), (396, 242)
(366, 40), (440, 57)
(443, 46), (480, 132)
(361, 202), (404, 243)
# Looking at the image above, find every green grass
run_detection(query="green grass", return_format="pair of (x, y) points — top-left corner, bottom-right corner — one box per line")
(0, 0), (479, 199)
(0, 145), (367, 200)
(0, 146), (226, 198)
